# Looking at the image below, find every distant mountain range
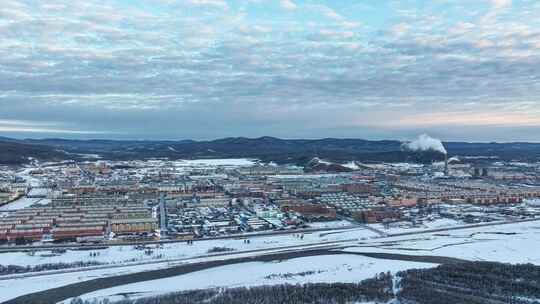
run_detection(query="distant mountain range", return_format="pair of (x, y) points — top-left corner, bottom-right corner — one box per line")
(1, 136), (540, 165)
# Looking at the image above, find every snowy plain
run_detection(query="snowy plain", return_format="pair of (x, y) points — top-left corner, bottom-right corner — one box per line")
(345, 219), (540, 264)
(0, 196), (50, 211)
(60, 254), (435, 303)
(367, 218), (464, 235)
(172, 158), (257, 168)
(0, 243), (367, 303)
(0, 226), (378, 267)
(2, 220), (540, 302)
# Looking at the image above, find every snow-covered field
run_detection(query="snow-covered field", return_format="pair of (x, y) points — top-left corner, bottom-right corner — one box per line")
(3, 220), (540, 302)
(0, 260), (163, 303)
(0, 244), (376, 303)
(345, 220), (540, 264)
(0, 196), (50, 211)
(0, 217), (516, 269)
(307, 220), (355, 229)
(61, 254), (435, 303)
(367, 218), (464, 235)
(173, 158), (257, 168)
(0, 227), (378, 267)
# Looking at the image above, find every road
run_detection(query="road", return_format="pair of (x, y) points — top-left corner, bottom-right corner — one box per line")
(3, 248), (346, 304)
(386, 217), (540, 237)
(0, 237), (361, 281)
(3, 217), (538, 281)
(3, 246), (469, 304)
(0, 224), (365, 253)
(1, 216), (537, 253)
(2, 217), (538, 303)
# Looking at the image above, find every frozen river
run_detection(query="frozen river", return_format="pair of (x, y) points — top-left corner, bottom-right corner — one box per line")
(0, 169), (50, 211)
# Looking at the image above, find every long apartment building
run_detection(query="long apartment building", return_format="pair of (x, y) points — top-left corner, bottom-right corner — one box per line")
(0, 203), (157, 243)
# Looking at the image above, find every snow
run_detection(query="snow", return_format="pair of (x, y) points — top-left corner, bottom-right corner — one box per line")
(18, 168), (41, 187)
(28, 187), (47, 196)
(0, 228), (378, 267)
(0, 168), (51, 211)
(342, 161), (359, 170)
(312, 157), (332, 165)
(344, 220), (540, 265)
(271, 173), (348, 179)
(0, 262), (162, 303)
(0, 226), (380, 302)
(367, 218), (464, 235)
(173, 158), (257, 167)
(78, 154), (102, 159)
(307, 220), (355, 229)
(0, 196), (50, 211)
(1, 244), (374, 303)
(387, 163), (424, 169)
(62, 254), (435, 303)
(525, 198), (540, 207)
(4, 219), (540, 302)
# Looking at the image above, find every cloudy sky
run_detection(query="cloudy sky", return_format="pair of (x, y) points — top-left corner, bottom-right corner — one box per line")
(1, 0), (540, 141)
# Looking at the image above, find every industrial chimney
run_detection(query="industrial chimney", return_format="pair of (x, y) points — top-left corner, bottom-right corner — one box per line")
(444, 154), (449, 176)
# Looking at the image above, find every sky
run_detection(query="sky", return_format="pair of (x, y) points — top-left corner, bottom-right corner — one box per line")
(1, 0), (540, 141)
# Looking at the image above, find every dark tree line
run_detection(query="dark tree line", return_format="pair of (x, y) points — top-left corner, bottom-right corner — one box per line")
(206, 247), (235, 253)
(0, 261), (104, 276)
(73, 273), (393, 304)
(397, 261), (540, 304)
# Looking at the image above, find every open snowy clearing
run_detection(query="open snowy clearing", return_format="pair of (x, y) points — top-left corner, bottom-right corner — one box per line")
(0, 244), (361, 302)
(0, 196), (51, 211)
(305, 220), (355, 229)
(173, 158), (257, 167)
(345, 220), (540, 264)
(367, 218), (464, 235)
(3, 220), (540, 302)
(0, 261), (161, 303)
(60, 254), (435, 303)
(0, 227), (377, 267)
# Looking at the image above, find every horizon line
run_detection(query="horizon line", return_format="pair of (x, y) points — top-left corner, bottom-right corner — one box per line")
(2, 134), (540, 145)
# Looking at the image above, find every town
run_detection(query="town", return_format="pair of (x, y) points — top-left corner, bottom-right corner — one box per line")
(2, 154), (540, 246)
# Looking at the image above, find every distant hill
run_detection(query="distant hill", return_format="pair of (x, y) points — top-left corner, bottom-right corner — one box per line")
(1, 136), (540, 165)
(304, 157), (354, 173)
(0, 140), (67, 165)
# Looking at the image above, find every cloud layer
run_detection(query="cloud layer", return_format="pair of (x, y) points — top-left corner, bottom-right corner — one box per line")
(1, 0), (540, 141)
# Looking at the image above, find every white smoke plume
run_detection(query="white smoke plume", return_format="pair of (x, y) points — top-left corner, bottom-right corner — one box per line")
(402, 134), (447, 154)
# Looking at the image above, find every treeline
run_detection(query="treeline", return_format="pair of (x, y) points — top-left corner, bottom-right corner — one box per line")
(397, 261), (540, 304)
(0, 261), (104, 276)
(264, 270), (325, 280)
(206, 247), (235, 253)
(73, 273), (393, 304)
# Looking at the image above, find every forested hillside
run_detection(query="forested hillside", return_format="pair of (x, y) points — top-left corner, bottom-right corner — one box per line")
(3, 136), (540, 165)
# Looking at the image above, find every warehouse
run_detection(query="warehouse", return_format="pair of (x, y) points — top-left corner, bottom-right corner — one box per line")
(52, 226), (104, 240)
(110, 218), (158, 234)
